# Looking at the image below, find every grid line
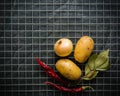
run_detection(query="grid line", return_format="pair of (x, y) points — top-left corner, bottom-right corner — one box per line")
(0, 3), (120, 5)
(0, 0), (119, 96)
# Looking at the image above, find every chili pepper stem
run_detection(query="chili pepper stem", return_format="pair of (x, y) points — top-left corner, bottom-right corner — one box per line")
(82, 86), (94, 91)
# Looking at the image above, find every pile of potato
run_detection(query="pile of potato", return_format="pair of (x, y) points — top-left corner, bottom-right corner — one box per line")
(54, 36), (94, 81)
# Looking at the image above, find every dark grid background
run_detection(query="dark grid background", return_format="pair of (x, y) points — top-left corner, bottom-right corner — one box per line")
(0, 0), (120, 96)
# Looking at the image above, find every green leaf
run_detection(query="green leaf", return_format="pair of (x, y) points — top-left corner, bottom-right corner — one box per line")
(84, 63), (99, 80)
(95, 49), (110, 71)
(83, 49), (110, 81)
(83, 70), (99, 80)
(85, 64), (91, 75)
(87, 54), (98, 70)
(96, 58), (110, 71)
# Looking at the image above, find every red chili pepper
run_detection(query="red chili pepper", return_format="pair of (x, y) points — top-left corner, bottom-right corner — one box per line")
(44, 81), (93, 93)
(36, 57), (68, 84)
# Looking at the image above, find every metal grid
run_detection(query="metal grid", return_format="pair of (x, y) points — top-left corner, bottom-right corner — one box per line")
(0, 0), (120, 96)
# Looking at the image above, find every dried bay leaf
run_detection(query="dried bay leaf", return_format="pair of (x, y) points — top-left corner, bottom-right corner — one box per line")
(83, 70), (99, 80)
(85, 64), (91, 75)
(83, 58), (99, 80)
(87, 54), (98, 70)
(95, 49), (110, 71)
(83, 49), (110, 80)
(96, 58), (110, 71)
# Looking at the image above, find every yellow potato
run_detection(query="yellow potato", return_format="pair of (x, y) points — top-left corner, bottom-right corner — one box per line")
(74, 36), (94, 63)
(55, 59), (82, 80)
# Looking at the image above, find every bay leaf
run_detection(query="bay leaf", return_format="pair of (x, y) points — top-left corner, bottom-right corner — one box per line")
(84, 63), (99, 80)
(87, 54), (98, 70)
(96, 58), (110, 71)
(83, 70), (99, 80)
(95, 49), (109, 69)
(83, 49), (110, 81)
(85, 64), (91, 75)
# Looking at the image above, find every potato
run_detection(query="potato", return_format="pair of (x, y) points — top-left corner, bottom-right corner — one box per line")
(54, 38), (73, 57)
(74, 36), (94, 63)
(55, 59), (82, 80)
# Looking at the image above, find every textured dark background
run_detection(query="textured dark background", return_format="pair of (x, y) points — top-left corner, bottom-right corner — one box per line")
(0, 0), (120, 96)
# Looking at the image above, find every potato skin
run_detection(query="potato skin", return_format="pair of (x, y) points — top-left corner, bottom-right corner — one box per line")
(55, 59), (82, 80)
(74, 36), (94, 63)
